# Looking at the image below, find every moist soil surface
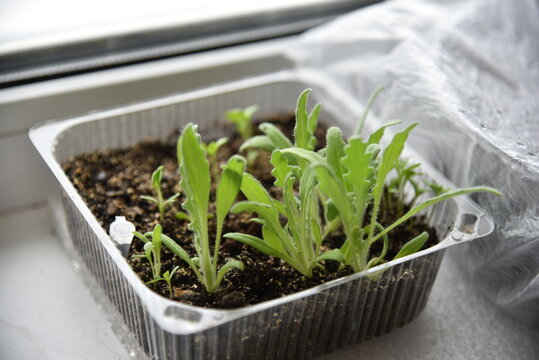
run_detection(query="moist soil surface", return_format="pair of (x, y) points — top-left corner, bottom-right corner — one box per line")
(63, 112), (438, 309)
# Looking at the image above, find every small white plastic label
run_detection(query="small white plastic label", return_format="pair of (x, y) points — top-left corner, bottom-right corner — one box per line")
(109, 216), (136, 245)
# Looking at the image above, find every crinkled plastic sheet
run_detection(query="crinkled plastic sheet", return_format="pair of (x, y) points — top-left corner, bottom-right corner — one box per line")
(287, 0), (539, 327)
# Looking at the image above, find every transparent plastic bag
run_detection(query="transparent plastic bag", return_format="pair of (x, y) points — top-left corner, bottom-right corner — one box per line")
(287, 0), (539, 327)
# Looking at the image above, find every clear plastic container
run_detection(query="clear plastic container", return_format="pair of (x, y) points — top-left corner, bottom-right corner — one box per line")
(30, 70), (494, 359)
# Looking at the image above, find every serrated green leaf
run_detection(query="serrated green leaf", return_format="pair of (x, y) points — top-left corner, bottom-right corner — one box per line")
(270, 151), (294, 188)
(177, 124), (211, 282)
(342, 137), (370, 187)
(239, 135), (275, 153)
(283, 173), (299, 235)
(178, 124), (210, 231)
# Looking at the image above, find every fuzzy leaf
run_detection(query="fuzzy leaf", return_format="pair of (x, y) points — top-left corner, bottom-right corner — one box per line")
(394, 232), (429, 260)
(294, 88), (312, 150)
(372, 123), (418, 201)
(239, 135), (275, 153)
(231, 201), (275, 222)
(259, 123), (293, 150)
(262, 224), (286, 255)
(299, 164), (317, 219)
(270, 151), (295, 188)
(175, 211), (190, 221)
(224, 233), (282, 258)
(152, 224), (162, 261)
(313, 249), (345, 265)
(324, 199), (339, 222)
(282, 173), (299, 235)
(310, 163), (353, 232)
(133, 231), (149, 243)
(178, 124), (210, 234)
(159, 233), (203, 280)
(215, 260), (244, 285)
(140, 195), (158, 204)
(177, 124), (211, 277)
(206, 137), (228, 156)
(342, 136), (371, 192)
(249, 218), (265, 225)
(151, 166), (164, 190)
(325, 127), (345, 182)
(216, 155), (246, 239)
(165, 193), (180, 204)
(225, 105), (258, 140)
(239, 173), (275, 208)
(309, 103), (321, 135)
(310, 218), (323, 247)
(280, 147), (324, 165)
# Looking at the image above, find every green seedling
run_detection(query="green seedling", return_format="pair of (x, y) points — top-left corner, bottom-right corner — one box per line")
(387, 158), (427, 216)
(225, 150), (343, 278)
(144, 264), (180, 298)
(132, 224), (163, 281)
(202, 137), (228, 179)
(225, 105), (259, 141)
(354, 86), (385, 136)
(140, 166), (180, 222)
(239, 89), (321, 174)
(159, 124), (246, 293)
(282, 121), (501, 272)
(162, 266), (180, 298)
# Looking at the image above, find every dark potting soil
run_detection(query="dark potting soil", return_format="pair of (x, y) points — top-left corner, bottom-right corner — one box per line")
(62, 112), (438, 309)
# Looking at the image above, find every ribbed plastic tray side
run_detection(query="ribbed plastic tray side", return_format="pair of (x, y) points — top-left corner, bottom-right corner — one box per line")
(62, 186), (443, 360)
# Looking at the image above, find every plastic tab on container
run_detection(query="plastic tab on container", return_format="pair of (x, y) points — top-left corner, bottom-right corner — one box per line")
(109, 216), (135, 257)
